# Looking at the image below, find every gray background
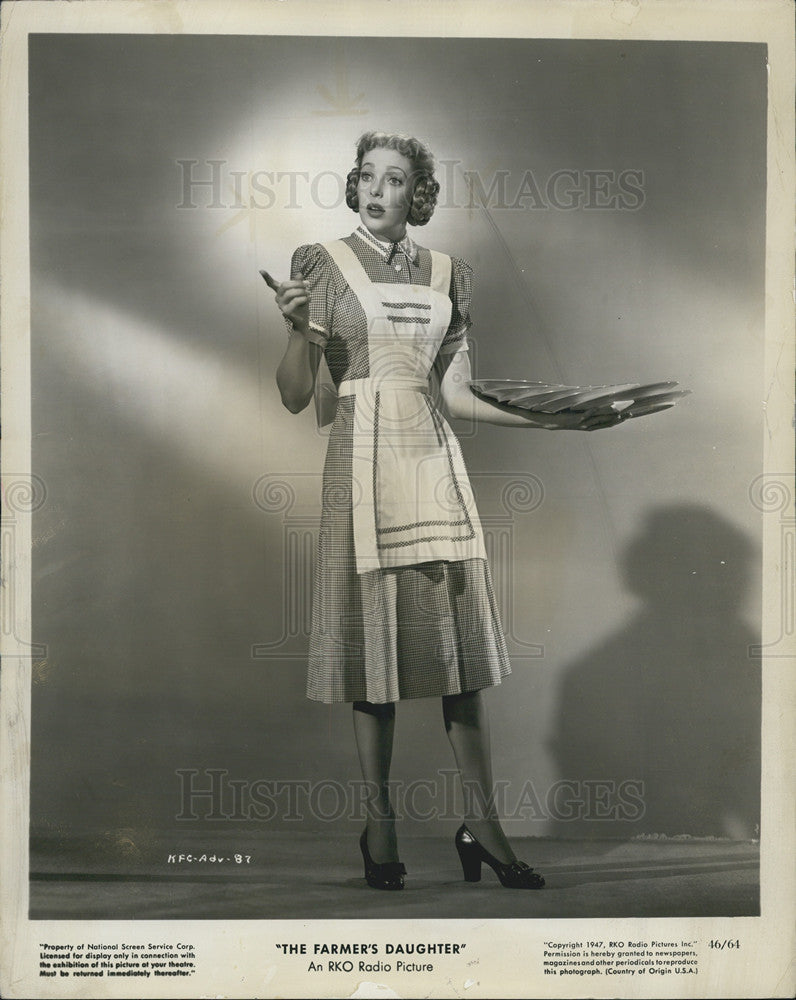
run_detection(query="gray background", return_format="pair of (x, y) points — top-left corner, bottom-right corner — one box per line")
(29, 35), (764, 849)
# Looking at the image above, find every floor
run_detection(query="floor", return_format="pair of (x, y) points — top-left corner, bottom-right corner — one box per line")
(29, 830), (759, 920)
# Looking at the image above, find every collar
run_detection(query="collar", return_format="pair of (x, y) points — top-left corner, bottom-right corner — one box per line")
(353, 224), (419, 265)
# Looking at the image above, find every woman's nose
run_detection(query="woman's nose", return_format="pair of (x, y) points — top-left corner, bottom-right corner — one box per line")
(369, 176), (382, 197)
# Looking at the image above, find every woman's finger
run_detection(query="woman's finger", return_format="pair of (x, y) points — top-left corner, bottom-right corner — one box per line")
(584, 411), (624, 430)
(259, 270), (279, 291)
(260, 270), (309, 295)
(282, 299), (309, 314)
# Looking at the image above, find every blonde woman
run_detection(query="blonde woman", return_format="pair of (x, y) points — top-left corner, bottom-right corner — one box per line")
(264, 131), (621, 891)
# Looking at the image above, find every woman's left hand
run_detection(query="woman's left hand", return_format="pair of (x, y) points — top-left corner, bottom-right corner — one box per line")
(491, 400), (632, 431)
(545, 408), (632, 432)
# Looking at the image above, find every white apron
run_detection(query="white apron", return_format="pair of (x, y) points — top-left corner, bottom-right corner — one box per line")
(323, 239), (488, 575)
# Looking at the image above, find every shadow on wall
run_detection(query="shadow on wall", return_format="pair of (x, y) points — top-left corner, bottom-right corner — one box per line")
(548, 504), (760, 841)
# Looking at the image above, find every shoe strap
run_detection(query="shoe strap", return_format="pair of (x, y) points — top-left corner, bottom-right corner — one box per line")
(509, 860), (531, 870)
(372, 861), (406, 877)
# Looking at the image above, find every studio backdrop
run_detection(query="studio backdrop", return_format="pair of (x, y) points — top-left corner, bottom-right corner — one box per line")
(28, 35), (765, 864)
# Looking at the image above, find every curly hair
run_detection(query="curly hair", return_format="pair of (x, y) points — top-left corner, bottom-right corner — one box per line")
(345, 131), (440, 227)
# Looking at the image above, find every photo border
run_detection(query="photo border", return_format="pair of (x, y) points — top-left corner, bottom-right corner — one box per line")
(2, 2), (793, 998)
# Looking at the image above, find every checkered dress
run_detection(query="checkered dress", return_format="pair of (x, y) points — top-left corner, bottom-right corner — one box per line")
(287, 228), (511, 704)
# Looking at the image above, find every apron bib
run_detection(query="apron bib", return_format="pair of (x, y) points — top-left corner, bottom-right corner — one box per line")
(323, 239), (487, 574)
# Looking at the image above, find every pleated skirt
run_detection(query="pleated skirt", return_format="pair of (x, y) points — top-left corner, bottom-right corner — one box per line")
(307, 397), (511, 704)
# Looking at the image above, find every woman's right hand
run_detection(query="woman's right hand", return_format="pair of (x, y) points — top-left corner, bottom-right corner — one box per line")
(260, 270), (310, 336)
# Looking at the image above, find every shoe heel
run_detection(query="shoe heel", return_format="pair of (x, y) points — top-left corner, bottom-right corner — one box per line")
(456, 842), (482, 882)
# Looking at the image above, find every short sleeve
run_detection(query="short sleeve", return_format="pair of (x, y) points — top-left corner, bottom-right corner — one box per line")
(283, 243), (335, 348)
(438, 256), (473, 355)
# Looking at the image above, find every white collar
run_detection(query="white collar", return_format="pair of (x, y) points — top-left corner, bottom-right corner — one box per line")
(353, 225), (419, 264)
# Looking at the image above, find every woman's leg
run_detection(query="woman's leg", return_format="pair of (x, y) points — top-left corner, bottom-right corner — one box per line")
(442, 689), (516, 863)
(353, 700), (399, 863)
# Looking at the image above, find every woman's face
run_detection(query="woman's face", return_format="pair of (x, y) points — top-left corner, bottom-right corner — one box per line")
(356, 146), (413, 242)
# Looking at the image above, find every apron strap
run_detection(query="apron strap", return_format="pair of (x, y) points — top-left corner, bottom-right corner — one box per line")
(327, 239), (452, 302)
(323, 239), (377, 304)
(429, 250), (452, 297)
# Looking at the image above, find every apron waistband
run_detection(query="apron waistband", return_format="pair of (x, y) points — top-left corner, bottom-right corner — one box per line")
(337, 377), (430, 397)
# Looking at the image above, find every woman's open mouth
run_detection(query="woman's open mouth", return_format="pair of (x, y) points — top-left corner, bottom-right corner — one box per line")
(366, 204), (385, 217)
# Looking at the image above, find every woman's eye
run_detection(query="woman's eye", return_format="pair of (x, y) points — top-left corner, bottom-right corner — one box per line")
(388, 177), (404, 186)
(359, 171), (372, 182)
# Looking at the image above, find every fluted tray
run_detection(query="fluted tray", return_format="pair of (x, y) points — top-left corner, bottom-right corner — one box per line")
(469, 380), (690, 419)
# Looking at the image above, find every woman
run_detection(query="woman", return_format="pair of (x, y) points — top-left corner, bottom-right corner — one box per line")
(264, 131), (622, 891)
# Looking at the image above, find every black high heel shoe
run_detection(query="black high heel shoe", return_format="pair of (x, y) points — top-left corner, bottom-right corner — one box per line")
(359, 828), (406, 891)
(455, 823), (545, 889)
